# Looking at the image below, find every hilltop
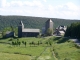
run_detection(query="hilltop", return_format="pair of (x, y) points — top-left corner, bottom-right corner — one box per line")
(0, 15), (80, 30)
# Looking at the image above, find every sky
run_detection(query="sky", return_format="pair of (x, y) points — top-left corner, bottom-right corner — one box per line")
(0, 0), (80, 20)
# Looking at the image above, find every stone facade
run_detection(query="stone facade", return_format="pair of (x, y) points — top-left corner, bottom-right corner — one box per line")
(18, 21), (40, 37)
(45, 19), (53, 35)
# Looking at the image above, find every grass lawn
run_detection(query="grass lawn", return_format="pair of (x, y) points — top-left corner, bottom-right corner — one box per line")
(0, 52), (31, 60)
(0, 37), (54, 60)
(0, 37), (80, 60)
(52, 37), (80, 60)
(0, 44), (45, 56)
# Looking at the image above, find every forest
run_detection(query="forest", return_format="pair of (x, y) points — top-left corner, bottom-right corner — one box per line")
(0, 15), (80, 31)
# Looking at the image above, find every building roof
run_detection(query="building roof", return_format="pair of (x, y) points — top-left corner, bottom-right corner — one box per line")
(50, 19), (53, 22)
(59, 31), (65, 34)
(22, 29), (40, 32)
(6, 31), (14, 34)
(46, 19), (53, 23)
(19, 21), (24, 25)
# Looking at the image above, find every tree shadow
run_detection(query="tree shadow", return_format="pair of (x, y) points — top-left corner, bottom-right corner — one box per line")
(57, 37), (69, 43)
(0, 42), (10, 44)
(53, 37), (62, 41)
(0, 37), (11, 40)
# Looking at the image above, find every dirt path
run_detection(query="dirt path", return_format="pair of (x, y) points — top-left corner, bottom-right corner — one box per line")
(35, 36), (59, 60)
(34, 46), (48, 60)
(50, 46), (58, 60)
(52, 50), (58, 60)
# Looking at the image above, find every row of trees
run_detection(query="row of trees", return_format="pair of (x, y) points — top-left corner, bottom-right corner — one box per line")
(29, 41), (52, 46)
(64, 22), (80, 39)
(12, 40), (52, 47)
(12, 40), (26, 47)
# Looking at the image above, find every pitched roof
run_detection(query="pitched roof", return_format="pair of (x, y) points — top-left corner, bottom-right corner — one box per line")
(47, 19), (53, 22)
(50, 19), (53, 22)
(22, 29), (40, 32)
(59, 31), (65, 34)
(19, 21), (24, 25)
(46, 19), (53, 23)
(6, 31), (14, 34)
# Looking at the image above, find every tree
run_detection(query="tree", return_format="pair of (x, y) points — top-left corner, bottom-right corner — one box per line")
(2, 30), (6, 38)
(64, 22), (80, 39)
(24, 42), (27, 47)
(38, 41), (40, 46)
(12, 41), (14, 46)
(10, 26), (14, 32)
(18, 41), (21, 46)
(46, 28), (53, 36)
(14, 41), (17, 46)
(49, 41), (52, 46)
(45, 41), (48, 46)
(22, 41), (24, 44)
(29, 42), (31, 47)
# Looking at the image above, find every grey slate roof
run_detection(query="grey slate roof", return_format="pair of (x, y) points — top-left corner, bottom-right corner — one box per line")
(22, 28), (40, 32)
(46, 19), (53, 23)
(19, 21), (24, 25)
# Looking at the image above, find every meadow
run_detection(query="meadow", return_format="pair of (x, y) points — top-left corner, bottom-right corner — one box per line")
(0, 36), (80, 60)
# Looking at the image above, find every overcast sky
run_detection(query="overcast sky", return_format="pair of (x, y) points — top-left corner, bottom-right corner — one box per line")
(0, 0), (80, 20)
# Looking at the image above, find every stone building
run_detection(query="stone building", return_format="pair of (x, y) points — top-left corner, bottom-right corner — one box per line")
(54, 25), (67, 36)
(45, 19), (53, 35)
(18, 21), (40, 37)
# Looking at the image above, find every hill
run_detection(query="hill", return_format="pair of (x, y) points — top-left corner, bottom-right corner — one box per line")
(0, 15), (80, 30)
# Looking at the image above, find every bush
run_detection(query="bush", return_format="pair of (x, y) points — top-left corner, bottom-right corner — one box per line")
(37, 34), (41, 38)
(24, 42), (27, 47)
(46, 28), (53, 36)
(64, 58), (71, 60)
(22, 41), (24, 44)
(14, 52), (20, 54)
(75, 44), (80, 49)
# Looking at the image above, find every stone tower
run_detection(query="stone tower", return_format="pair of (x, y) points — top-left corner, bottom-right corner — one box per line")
(45, 19), (53, 35)
(18, 21), (24, 37)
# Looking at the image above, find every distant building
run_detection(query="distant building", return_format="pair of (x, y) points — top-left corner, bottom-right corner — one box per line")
(5, 31), (14, 38)
(18, 21), (40, 37)
(44, 19), (53, 35)
(42, 27), (45, 34)
(57, 25), (67, 32)
(54, 25), (67, 36)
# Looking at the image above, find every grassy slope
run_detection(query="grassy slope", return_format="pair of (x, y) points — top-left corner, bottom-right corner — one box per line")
(52, 37), (80, 60)
(0, 52), (31, 60)
(0, 37), (55, 60)
(0, 38), (46, 56)
(0, 37), (80, 60)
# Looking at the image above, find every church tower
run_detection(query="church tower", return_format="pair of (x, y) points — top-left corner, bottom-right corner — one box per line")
(45, 19), (53, 35)
(18, 21), (24, 37)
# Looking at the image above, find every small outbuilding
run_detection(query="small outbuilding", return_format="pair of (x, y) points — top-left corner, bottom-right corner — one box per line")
(5, 31), (14, 38)
(54, 25), (67, 36)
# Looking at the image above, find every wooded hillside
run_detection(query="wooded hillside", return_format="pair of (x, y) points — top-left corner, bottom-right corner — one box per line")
(0, 15), (80, 30)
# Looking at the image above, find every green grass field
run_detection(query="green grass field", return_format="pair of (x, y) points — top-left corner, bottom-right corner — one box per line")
(52, 37), (80, 60)
(0, 37), (80, 60)
(0, 52), (31, 60)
